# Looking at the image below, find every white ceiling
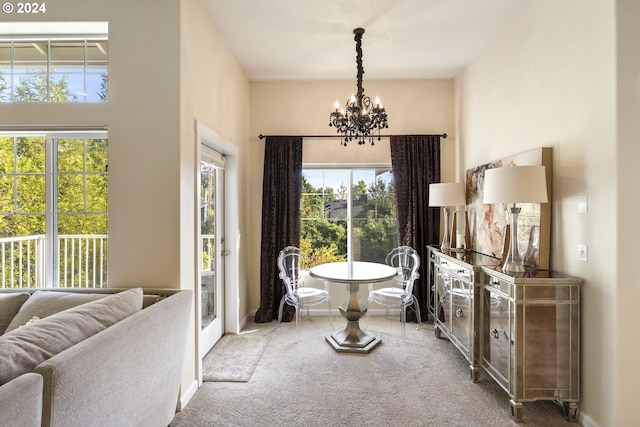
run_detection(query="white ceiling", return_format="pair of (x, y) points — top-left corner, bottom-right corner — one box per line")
(202, 0), (528, 81)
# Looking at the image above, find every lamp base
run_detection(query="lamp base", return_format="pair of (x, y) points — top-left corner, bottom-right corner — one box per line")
(502, 205), (526, 274)
(440, 207), (452, 253)
(502, 261), (526, 274)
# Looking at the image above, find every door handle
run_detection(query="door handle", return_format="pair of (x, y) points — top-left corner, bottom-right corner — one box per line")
(221, 250), (230, 256)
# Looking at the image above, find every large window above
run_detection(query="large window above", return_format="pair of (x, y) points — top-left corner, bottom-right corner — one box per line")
(0, 22), (108, 103)
(301, 168), (398, 268)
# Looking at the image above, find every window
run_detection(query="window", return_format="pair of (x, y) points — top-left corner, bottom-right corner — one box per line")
(0, 132), (108, 288)
(301, 168), (398, 268)
(0, 24), (108, 103)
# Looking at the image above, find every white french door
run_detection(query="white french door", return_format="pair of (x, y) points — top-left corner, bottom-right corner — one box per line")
(199, 145), (225, 358)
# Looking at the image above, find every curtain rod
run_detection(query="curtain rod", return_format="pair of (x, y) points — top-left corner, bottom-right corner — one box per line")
(0, 125), (107, 132)
(258, 133), (447, 140)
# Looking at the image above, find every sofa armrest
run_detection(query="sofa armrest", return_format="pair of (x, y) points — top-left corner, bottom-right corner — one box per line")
(34, 290), (192, 427)
(0, 373), (43, 427)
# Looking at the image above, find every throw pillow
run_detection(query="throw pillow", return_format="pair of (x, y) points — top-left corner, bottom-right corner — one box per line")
(0, 293), (30, 335)
(0, 287), (143, 385)
(4, 291), (109, 333)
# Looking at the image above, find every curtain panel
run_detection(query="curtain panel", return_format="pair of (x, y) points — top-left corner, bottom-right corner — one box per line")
(254, 136), (303, 323)
(390, 135), (441, 321)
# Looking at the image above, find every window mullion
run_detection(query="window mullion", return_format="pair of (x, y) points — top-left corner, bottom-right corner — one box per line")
(10, 41), (14, 102)
(83, 139), (88, 211)
(47, 40), (51, 102)
(12, 137), (17, 211)
(45, 136), (57, 287)
(83, 39), (88, 102)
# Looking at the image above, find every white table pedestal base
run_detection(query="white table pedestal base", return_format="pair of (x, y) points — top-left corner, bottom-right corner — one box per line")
(326, 321), (381, 354)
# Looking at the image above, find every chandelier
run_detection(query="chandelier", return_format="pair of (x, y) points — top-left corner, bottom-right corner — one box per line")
(329, 28), (388, 146)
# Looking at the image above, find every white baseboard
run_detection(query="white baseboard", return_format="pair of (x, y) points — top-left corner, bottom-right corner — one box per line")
(177, 379), (198, 412)
(578, 411), (599, 427)
(239, 311), (251, 330)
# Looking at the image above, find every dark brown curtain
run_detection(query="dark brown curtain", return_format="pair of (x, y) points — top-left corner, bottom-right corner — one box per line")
(390, 135), (441, 322)
(254, 136), (303, 323)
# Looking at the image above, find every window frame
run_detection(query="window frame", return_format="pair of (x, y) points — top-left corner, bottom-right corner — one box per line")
(301, 165), (397, 265)
(0, 130), (108, 288)
(0, 35), (108, 103)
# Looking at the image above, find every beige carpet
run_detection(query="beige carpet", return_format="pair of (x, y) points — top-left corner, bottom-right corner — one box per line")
(202, 334), (269, 382)
(171, 316), (580, 427)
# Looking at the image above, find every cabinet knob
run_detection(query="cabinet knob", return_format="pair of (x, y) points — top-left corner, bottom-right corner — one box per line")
(456, 308), (464, 318)
(490, 328), (500, 340)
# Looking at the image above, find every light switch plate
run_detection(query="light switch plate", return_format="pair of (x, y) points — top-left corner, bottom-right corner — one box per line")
(578, 244), (588, 262)
(578, 196), (588, 213)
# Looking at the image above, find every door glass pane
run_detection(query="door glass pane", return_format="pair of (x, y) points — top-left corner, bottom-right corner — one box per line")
(200, 161), (216, 329)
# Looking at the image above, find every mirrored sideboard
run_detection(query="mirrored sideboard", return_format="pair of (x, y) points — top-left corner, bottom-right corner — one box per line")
(427, 246), (582, 422)
(428, 246), (500, 381)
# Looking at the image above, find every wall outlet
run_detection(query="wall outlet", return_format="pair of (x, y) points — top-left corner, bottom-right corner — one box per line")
(578, 244), (588, 262)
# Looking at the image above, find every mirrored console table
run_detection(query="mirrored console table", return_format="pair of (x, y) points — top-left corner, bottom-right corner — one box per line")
(427, 246), (582, 422)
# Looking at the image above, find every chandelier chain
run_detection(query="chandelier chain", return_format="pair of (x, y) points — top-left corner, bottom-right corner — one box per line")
(329, 28), (388, 146)
(354, 28), (364, 108)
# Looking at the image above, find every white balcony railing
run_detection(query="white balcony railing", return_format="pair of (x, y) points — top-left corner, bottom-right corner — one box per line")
(0, 234), (108, 289)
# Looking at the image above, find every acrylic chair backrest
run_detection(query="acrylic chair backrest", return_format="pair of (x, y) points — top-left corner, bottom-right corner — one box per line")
(385, 246), (420, 301)
(277, 246), (306, 295)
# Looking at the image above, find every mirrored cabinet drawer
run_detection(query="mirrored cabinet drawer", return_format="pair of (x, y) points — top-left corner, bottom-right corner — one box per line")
(481, 287), (513, 394)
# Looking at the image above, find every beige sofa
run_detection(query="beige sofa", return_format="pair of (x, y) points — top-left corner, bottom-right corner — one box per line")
(0, 287), (192, 427)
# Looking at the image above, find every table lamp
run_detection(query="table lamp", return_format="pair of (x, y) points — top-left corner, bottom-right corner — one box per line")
(429, 182), (466, 253)
(483, 165), (548, 273)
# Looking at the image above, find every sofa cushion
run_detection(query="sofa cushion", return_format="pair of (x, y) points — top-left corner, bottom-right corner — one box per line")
(4, 291), (110, 333)
(0, 288), (143, 385)
(0, 293), (30, 335)
(0, 373), (43, 427)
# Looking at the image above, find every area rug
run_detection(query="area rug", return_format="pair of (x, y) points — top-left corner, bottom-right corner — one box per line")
(202, 333), (269, 382)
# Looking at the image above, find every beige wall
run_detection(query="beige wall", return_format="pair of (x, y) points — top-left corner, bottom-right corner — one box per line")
(248, 80), (455, 312)
(455, 0), (633, 425)
(179, 0), (250, 403)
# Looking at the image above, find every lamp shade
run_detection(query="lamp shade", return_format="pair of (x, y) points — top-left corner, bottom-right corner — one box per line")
(429, 182), (466, 207)
(483, 166), (548, 204)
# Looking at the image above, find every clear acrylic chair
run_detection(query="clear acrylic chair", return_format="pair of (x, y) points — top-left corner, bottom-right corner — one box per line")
(277, 246), (331, 336)
(367, 245), (421, 339)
